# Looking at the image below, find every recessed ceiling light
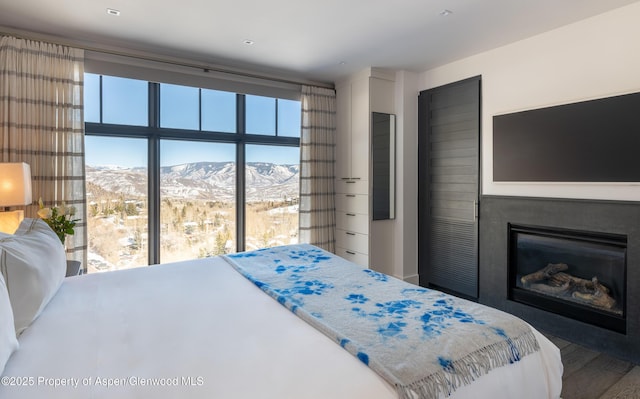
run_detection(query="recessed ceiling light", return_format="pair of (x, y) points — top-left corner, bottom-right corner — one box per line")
(106, 8), (121, 16)
(243, 39), (255, 45)
(440, 9), (453, 16)
(339, 61), (347, 66)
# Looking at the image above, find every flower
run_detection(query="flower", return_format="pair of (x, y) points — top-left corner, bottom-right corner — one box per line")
(38, 198), (80, 244)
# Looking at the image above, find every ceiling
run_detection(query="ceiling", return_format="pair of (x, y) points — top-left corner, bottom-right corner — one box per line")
(0, 0), (638, 84)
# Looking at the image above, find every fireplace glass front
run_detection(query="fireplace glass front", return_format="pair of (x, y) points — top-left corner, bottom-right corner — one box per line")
(508, 224), (626, 333)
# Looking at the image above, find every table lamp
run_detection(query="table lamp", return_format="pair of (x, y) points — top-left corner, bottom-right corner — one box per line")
(0, 162), (33, 234)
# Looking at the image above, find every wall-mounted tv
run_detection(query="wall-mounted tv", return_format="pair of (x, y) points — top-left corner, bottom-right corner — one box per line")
(493, 92), (640, 182)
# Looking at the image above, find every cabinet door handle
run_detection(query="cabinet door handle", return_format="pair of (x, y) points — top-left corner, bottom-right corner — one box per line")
(346, 194), (356, 198)
(346, 232), (356, 236)
(346, 250), (356, 255)
(474, 200), (479, 221)
(346, 213), (356, 216)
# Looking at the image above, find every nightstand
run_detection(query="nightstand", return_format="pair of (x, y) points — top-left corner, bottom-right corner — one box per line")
(66, 260), (82, 277)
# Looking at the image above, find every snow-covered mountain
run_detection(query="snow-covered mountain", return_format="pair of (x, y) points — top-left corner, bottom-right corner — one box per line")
(86, 162), (299, 202)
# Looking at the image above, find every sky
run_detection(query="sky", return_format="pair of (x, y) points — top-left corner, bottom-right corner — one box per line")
(84, 74), (300, 168)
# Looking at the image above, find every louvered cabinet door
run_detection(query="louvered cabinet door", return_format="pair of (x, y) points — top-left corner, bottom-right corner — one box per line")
(418, 77), (480, 299)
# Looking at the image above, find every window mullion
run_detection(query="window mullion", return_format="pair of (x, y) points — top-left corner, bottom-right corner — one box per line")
(236, 93), (246, 253)
(148, 82), (161, 265)
(99, 75), (103, 123)
(275, 99), (279, 136)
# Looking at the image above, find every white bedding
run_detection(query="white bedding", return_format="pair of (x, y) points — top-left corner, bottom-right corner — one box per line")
(0, 256), (562, 398)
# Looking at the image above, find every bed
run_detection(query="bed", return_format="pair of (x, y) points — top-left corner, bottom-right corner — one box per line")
(0, 219), (563, 399)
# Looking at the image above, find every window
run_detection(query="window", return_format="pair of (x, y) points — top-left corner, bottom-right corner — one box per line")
(160, 83), (199, 130)
(246, 95), (276, 135)
(85, 136), (148, 272)
(102, 76), (148, 126)
(245, 145), (299, 250)
(202, 89), (236, 133)
(160, 140), (236, 262)
(277, 99), (302, 137)
(245, 95), (301, 137)
(84, 73), (300, 272)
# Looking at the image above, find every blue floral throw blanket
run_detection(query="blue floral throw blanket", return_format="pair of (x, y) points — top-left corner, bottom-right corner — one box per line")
(224, 244), (539, 399)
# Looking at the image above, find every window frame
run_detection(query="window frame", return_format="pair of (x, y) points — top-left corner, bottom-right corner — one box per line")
(85, 75), (300, 265)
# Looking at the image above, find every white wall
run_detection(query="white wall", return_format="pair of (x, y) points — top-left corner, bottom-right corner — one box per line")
(392, 70), (419, 283)
(418, 1), (640, 202)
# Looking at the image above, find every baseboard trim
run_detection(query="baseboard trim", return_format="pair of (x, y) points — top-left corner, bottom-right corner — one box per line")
(403, 274), (419, 285)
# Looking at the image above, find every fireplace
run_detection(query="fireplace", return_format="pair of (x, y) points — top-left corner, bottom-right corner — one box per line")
(508, 224), (627, 333)
(480, 196), (640, 363)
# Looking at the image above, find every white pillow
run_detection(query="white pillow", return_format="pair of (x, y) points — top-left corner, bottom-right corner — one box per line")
(0, 218), (66, 335)
(0, 270), (19, 375)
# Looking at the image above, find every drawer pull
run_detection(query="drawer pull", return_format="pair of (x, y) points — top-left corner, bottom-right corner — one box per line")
(346, 213), (356, 216)
(346, 250), (356, 255)
(345, 181), (356, 184)
(346, 194), (356, 198)
(346, 232), (356, 236)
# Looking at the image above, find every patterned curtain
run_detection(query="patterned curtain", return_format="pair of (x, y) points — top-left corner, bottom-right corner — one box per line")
(299, 85), (336, 252)
(0, 35), (86, 266)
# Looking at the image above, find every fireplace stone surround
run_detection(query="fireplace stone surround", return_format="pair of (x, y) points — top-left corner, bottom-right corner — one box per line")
(479, 196), (640, 363)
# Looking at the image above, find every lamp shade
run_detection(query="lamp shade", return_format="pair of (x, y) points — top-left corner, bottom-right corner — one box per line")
(0, 163), (33, 207)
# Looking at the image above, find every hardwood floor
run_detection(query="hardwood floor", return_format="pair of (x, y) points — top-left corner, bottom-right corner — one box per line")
(544, 334), (640, 398)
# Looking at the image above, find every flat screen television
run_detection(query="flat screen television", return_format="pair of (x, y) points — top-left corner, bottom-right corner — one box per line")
(493, 92), (640, 182)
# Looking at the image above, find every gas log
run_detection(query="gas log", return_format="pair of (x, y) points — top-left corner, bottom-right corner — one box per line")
(520, 263), (568, 286)
(521, 263), (616, 310)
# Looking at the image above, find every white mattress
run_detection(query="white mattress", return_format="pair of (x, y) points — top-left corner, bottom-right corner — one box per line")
(0, 256), (562, 398)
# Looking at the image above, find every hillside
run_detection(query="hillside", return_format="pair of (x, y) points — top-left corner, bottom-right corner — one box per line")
(86, 162), (299, 201)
